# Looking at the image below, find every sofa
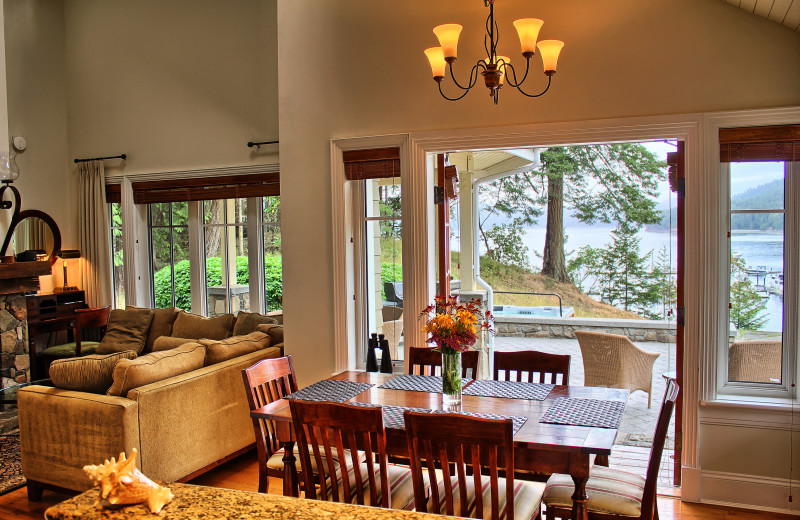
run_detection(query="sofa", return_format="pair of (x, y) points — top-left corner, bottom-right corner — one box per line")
(18, 307), (285, 498)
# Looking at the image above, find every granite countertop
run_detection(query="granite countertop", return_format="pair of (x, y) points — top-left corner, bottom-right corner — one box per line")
(45, 482), (457, 520)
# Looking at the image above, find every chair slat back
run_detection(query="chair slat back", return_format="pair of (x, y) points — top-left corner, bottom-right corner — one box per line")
(73, 306), (111, 355)
(408, 347), (480, 379)
(404, 411), (515, 520)
(241, 356), (298, 456)
(289, 401), (390, 508)
(641, 380), (679, 520)
(493, 350), (571, 385)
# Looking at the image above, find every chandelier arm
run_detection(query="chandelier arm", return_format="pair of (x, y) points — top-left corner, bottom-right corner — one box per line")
(512, 74), (553, 98)
(448, 61), (483, 91)
(502, 59), (531, 89)
(438, 80), (473, 102)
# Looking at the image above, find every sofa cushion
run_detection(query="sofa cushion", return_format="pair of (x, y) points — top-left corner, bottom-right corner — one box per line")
(232, 311), (278, 336)
(171, 311), (234, 341)
(96, 308), (154, 355)
(152, 336), (197, 352)
(107, 343), (206, 397)
(199, 331), (271, 365)
(256, 323), (284, 346)
(128, 306), (178, 354)
(49, 350), (138, 394)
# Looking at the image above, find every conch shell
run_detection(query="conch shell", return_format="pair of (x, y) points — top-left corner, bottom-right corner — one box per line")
(83, 448), (173, 514)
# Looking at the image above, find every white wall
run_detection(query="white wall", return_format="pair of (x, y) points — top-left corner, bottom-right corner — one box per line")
(277, 0), (800, 510)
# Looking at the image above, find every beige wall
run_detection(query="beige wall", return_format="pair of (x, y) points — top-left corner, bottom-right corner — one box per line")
(277, 0), (800, 382)
(277, 0), (800, 506)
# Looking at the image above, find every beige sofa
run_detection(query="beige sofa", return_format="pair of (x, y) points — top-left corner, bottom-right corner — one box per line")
(18, 308), (285, 499)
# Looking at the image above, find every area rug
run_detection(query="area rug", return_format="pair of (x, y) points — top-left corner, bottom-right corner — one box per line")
(0, 429), (25, 496)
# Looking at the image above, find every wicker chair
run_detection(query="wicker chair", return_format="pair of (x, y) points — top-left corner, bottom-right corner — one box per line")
(575, 331), (660, 408)
(728, 340), (782, 383)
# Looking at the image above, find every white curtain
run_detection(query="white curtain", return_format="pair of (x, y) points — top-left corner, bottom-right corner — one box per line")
(78, 160), (112, 307)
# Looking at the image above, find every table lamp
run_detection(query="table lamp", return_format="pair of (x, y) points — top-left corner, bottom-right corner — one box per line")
(55, 249), (80, 293)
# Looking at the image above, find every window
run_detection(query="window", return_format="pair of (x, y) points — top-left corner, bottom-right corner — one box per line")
(262, 196), (282, 311)
(149, 202), (191, 311)
(109, 202), (125, 308)
(720, 125), (799, 397)
(203, 198), (250, 316)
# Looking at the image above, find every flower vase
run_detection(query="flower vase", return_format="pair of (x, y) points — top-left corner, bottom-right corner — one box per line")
(441, 351), (462, 405)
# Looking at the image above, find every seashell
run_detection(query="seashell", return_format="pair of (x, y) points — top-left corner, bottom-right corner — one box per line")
(83, 448), (174, 514)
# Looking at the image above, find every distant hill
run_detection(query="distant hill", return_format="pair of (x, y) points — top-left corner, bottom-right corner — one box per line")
(650, 178), (783, 231)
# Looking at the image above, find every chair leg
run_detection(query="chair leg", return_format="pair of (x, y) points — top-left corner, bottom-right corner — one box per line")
(27, 480), (44, 501)
(258, 469), (268, 494)
(648, 390), (652, 409)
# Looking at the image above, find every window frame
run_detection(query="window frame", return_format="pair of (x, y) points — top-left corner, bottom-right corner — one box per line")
(716, 160), (798, 399)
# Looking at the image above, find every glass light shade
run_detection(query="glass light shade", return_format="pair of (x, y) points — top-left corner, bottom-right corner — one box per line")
(433, 24), (462, 59)
(424, 47), (447, 78)
(494, 56), (511, 85)
(0, 152), (20, 182)
(537, 40), (564, 73)
(513, 18), (544, 54)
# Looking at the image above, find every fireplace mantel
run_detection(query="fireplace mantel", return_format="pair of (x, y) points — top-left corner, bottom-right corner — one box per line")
(0, 261), (51, 295)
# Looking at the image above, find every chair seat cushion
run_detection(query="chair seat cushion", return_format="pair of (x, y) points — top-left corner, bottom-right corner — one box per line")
(543, 465), (645, 517)
(41, 341), (100, 358)
(266, 445), (362, 474)
(329, 462), (418, 509)
(430, 473), (545, 519)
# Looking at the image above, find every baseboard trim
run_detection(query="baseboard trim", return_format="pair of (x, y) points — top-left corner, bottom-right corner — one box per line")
(700, 470), (799, 515)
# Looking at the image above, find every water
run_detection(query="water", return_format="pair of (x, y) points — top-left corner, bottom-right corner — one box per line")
(510, 226), (784, 332)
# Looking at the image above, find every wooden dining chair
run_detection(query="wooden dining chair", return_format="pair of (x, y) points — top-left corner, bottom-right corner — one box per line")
(40, 306), (111, 373)
(289, 400), (419, 510)
(494, 350), (571, 385)
(408, 346), (480, 379)
(541, 380), (679, 520)
(404, 410), (545, 520)
(241, 355), (301, 493)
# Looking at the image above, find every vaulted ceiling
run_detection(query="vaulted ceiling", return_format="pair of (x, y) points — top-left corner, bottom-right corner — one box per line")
(723, 0), (800, 31)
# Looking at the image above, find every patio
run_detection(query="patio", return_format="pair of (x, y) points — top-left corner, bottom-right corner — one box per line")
(494, 336), (679, 492)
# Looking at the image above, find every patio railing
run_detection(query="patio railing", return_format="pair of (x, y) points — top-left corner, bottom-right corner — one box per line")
(493, 291), (564, 316)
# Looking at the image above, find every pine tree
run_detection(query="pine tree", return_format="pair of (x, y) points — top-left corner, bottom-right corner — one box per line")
(729, 255), (769, 331)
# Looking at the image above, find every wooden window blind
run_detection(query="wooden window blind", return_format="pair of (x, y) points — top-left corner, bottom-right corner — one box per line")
(131, 173), (279, 204)
(105, 184), (121, 204)
(343, 147), (400, 180)
(720, 125), (800, 163)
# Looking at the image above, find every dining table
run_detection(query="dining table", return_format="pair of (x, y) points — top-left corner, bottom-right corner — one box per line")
(250, 371), (629, 520)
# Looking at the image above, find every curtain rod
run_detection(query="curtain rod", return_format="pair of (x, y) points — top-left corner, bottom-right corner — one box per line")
(247, 140), (278, 148)
(74, 154), (127, 164)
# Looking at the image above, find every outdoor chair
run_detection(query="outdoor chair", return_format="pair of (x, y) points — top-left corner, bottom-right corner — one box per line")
(728, 340), (782, 383)
(404, 409), (545, 520)
(494, 350), (571, 385)
(542, 380), (679, 520)
(383, 281), (403, 306)
(289, 400), (420, 510)
(408, 346), (479, 379)
(575, 331), (660, 408)
(40, 306), (111, 373)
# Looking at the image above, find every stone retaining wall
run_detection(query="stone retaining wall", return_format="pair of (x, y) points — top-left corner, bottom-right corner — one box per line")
(495, 315), (677, 343)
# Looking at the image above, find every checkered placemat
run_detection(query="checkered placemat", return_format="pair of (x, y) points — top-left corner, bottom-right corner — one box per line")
(352, 403), (527, 434)
(284, 380), (374, 403)
(463, 380), (554, 401)
(539, 398), (625, 429)
(377, 374), (469, 394)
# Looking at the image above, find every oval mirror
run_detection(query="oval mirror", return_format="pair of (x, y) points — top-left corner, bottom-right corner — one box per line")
(1, 210), (61, 265)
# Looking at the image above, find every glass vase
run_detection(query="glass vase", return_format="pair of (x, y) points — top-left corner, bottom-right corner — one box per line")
(441, 350), (462, 406)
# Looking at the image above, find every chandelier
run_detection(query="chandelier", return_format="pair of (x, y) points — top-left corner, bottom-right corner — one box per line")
(424, 0), (564, 105)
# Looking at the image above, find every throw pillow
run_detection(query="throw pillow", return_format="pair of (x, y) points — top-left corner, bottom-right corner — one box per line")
(128, 306), (178, 353)
(171, 311), (234, 341)
(199, 331), (271, 365)
(49, 350), (138, 394)
(232, 311), (278, 336)
(96, 308), (154, 355)
(107, 343), (206, 397)
(151, 336), (197, 352)
(257, 323), (284, 346)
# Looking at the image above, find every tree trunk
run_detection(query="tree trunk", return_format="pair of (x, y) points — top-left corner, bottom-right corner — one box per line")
(541, 173), (570, 282)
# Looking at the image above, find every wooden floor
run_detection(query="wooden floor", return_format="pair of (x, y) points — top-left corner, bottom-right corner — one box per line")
(1, 451), (797, 520)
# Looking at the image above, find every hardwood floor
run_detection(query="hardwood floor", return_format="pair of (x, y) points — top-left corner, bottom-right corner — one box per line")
(1, 451), (797, 520)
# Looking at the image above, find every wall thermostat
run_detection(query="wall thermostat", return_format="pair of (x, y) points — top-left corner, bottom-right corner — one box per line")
(12, 136), (26, 151)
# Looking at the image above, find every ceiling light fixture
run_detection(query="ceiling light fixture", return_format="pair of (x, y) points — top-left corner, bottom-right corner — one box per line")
(424, 0), (564, 105)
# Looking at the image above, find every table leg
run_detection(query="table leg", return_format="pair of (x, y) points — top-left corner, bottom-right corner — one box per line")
(281, 440), (299, 497)
(594, 454), (609, 467)
(570, 475), (589, 520)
